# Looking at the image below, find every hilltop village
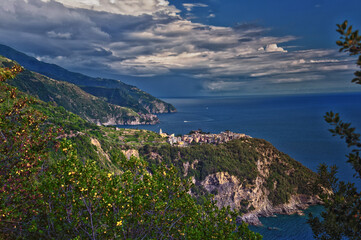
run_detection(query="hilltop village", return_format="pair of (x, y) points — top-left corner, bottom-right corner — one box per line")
(159, 129), (251, 147)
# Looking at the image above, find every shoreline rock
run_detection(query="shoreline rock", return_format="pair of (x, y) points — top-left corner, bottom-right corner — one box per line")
(96, 113), (160, 126)
(238, 194), (321, 226)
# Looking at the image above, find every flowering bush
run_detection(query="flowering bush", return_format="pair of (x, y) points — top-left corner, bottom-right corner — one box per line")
(0, 66), (261, 239)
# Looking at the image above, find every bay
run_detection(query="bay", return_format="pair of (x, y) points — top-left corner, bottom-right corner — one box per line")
(122, 92), (361, 239)
(248, 205), (325, 240)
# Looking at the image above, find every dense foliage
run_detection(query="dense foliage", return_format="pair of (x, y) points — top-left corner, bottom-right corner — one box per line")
(140, 138), (317, 206)
(0, 65), (261, 239)
(0, 65), (59, 237)
(256, 139), (317, 205)
(140, 139), (259, 182)
(37, 141), (261, 239)
(308, 21), (361, 240)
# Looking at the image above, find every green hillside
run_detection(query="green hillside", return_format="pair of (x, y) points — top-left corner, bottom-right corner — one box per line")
(139, 138), (317, 205)
(0, 56), (155, 125)
(1, 67), (260, 239)
(0, 44), (176, 114)
(0, 64), (318, 207)
(81, 86), (176, 114)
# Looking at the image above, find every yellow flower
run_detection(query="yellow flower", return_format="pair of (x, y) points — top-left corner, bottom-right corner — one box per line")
(116, 220), (122, 226)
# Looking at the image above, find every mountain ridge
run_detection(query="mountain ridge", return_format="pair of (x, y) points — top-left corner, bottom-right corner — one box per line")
(0, 56), (158, 125)
(0, 43), (176, 115)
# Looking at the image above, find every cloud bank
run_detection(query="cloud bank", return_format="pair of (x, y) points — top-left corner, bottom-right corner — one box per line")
(183, 3), (208, 12)
(0, 0), (355, 95)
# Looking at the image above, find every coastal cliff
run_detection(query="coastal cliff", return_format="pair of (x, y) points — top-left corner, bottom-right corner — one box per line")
(59, 127), (320, 226)
(97, 112), (159, 126)
(140, 137), (320, 225)
(199, 172), (320, 226)
(34, 106), (320, 227)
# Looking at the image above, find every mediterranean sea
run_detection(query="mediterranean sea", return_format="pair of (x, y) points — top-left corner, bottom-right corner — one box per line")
(123, 92), (361, 239)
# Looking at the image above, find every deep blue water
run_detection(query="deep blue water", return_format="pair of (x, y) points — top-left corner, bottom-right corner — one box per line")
(122, 92), (361, 239)
(249, 205), (325, 240)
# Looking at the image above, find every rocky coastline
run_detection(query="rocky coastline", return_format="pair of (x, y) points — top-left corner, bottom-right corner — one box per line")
(93, 113), (160, 126)
(100, 130), (322, 227)
(239, 194), (321, 226)
(196, 171), (320, 226)
(178, 135), (321, 226)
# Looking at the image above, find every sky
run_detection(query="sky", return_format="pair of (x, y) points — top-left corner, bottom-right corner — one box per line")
(0, 0), (361, 97)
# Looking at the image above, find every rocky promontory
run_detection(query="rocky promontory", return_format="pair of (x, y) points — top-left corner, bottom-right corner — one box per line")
(141, 136), (320, 226)
(199, 171), (320, 226)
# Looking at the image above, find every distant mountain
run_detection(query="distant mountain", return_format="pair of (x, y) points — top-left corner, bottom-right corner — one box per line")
(0, 43), (176, 114)
(0, 56), (158, 125)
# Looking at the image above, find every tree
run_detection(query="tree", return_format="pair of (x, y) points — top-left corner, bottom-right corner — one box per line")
(308, 21), (361, 240)
(0, 65), (59, 238)
(35, 140), (262, 239)
(0, 64), (262, 239)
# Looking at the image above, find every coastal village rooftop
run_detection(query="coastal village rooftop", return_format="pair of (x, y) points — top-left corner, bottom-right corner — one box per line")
(159, 129), (251, 147)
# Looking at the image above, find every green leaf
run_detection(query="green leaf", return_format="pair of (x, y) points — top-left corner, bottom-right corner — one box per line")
(347, 26), (353, 35)
(341, 20), (348, 30)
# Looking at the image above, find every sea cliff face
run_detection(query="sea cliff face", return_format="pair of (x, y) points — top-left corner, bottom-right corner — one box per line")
(140, 100), (177, 114)
(170, 138), (320, 226)
(97, 112), (159, 126)
(198, 171), (320, 225)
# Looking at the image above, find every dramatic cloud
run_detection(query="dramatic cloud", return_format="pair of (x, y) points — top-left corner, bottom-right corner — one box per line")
(183, 3), (208, 11)
(0, 0), (356, 95)
(44, 0), (180, 16)
(264, 43), (287, 53)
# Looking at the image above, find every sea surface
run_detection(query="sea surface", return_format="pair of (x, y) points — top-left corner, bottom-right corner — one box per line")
(123, 92), (361, 239)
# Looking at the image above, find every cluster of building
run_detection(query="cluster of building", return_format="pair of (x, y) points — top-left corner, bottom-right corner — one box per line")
(159, 129), (251, 147)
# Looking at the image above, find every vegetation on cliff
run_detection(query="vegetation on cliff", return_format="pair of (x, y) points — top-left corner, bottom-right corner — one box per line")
(139, 138), (317, 207)
(0, 56), (155, 125)
(0, 44), (176, 115)
(11, 71), (317, 210)
(0, 65), (261, 239)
